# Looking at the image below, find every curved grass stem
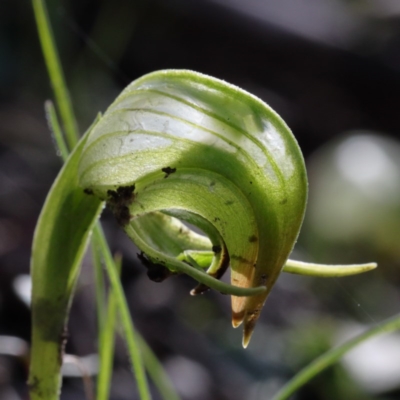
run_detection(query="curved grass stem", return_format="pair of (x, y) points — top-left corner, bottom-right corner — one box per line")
(272, 313), (400, 400)
(32, 0), (79, 149)
(95, 253), (120, 400)
(93, 224), (152, 400)
(45, 100), (69, 161)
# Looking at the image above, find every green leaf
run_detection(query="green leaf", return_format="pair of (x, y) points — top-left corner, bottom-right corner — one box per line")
(28, 121), (103, 400)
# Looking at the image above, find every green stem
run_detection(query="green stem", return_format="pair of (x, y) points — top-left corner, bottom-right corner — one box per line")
(32, 2), (156, 399)
(45, 100), (69, 161)
(92, 241), (106, 333)
(32, 0), (79, 149)
(272, 313), (400, 400)
(96, 253), (121, 400)
(133, 334), (181, 400)
(100, 255), (180, 400)
(93, 225), (151, 400)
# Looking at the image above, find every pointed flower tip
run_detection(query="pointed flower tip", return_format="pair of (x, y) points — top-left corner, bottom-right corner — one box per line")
(242, 332), (252, 349)
(232, 310), (245, 328)
(241, 317), (257, 348)
(232, 319), (242, 329)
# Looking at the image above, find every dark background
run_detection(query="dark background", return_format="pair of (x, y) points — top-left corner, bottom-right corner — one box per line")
(1, 0), (400, 399)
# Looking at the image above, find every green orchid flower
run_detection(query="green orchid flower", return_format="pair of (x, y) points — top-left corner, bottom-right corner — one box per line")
(76, 70), (376, 346)
(29, 69), (377, 400)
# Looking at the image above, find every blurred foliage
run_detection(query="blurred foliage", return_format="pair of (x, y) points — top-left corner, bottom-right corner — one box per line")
(303, 133), (400, 268)
(285, 319), (374, 400)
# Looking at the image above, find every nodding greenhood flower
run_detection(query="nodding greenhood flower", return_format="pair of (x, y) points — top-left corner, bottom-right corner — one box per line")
(77, 70), (376, 347)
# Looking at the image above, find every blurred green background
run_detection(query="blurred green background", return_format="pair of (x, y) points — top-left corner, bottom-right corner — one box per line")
(1, 0), (400, 399)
